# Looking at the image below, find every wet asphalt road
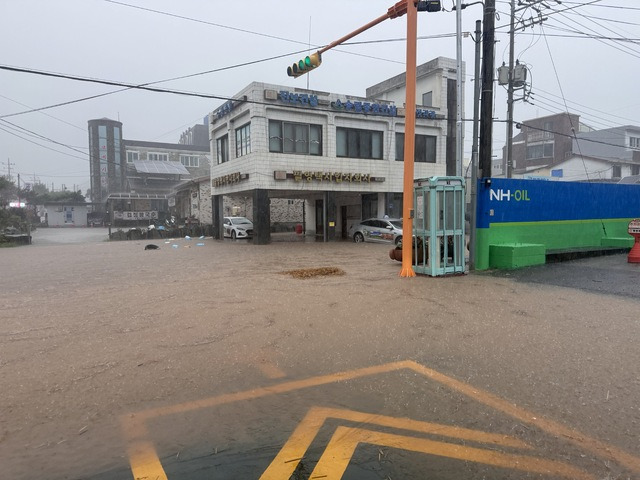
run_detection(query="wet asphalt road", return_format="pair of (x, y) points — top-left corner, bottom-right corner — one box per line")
(1, 228), (639, 480)
(491, 251), (640, 300)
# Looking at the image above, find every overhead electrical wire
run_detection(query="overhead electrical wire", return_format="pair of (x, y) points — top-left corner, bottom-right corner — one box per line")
(549, 11), (640, 59)
(101, 0), (405, 66)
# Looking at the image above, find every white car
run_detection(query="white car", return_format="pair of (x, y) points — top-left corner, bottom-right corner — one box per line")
(223, 216), (254, 239)
(349, 218), (403, 245)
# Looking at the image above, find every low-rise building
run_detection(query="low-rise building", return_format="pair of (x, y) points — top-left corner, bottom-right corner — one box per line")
(209, 57), (462, 243)
(41, 202), (89, 227)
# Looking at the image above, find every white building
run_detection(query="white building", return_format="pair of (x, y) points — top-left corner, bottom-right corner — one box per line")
(209, 57), (462, 243)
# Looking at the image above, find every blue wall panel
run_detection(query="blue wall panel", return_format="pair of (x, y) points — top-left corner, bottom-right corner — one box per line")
(477, 179), (640, 228)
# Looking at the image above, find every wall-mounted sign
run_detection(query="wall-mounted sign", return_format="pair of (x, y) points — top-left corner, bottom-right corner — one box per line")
(214, 96), (248, 120)
(114, 211), (158, 220)
(331, 99), (437, 119)
(274, 170), (385, 184)
(212, 172), (249, 188)
(332, 99), (397, 117)
(416, 108), (438, 119)
(278, 91), (319, 107)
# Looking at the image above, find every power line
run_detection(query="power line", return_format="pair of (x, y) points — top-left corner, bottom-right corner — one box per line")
(0, 119), (89, 156)
(102, 0), (406, 66)
(0, 124), (88, 162)
(548, 10), (640, 59)
(560, 2), (640, 12)
(508, 28), (640, 44)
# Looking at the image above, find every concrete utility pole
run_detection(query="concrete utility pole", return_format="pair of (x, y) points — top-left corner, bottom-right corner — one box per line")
(455, 0), (463, 177)
(479, 0), (495, 179)
(469, 19), (482, 270)
(505, 0), (516, 178)
(505, 0), (550, 177)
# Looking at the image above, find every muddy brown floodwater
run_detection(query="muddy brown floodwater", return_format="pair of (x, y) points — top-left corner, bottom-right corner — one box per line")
(1, 233), (639, 479)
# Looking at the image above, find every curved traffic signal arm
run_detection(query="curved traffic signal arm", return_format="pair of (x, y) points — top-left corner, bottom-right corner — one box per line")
(287, 52), (322, 78)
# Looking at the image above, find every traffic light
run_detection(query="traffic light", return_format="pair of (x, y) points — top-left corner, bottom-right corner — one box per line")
(287, 52), (322, 78)
(417, 0), (441, 12)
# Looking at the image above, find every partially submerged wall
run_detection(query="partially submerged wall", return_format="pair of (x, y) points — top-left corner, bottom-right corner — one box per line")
(475, 179), (640, 269)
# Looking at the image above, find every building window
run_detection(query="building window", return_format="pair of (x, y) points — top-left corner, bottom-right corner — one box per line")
(235, 123), (251, 157)
(217, 135), (229, 164)
(612, 165), (622, 178)
(126, 151), (139, 163)
(269, 121), (322, 155)
(422, 91), (433, 107)
(336, 127), (383, 159)
(180, 155), (199, 168)
(629, 136), (640, 148)
(632, 164), (640, 176)
(526, 142), (554, 160)
(395, 133), (437, 163)
(148, 152), (169, 162)
(543, 121), (554, 139)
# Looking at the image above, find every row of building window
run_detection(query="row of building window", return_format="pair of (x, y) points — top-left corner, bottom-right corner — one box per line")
(216, 121), (437, 164)
(125, 151), (200, 167)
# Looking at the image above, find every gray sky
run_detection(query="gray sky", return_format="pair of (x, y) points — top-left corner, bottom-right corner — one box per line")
(1, 0), (639, 192)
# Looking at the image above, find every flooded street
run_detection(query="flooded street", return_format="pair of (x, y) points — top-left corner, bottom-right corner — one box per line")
(1, 230), (639, 479)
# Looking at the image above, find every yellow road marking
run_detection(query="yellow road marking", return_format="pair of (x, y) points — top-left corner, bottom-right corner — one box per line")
(127, 440), (168, 480)
(406, 361), (640, 473)
(259, 406), (531, 480)
(121, 360), (640, 479)
(309, 426), (595, 480)
(130, 361), (406, 422)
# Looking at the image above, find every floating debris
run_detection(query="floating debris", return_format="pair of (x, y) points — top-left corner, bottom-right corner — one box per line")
(280, 267), (345, 279)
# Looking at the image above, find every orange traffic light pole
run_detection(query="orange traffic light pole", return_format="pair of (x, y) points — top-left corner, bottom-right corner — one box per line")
(399, 0), (418, 277)
(304, 0), (420, 277)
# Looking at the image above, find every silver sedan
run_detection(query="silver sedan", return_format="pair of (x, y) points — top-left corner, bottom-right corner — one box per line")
(349, 218), (403, 245)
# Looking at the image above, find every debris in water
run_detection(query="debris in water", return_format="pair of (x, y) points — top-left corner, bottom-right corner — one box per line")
(280, 267), (345, 279)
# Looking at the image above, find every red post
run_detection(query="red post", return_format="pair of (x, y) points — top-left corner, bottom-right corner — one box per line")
(400, 0), (417, 278)
(628, 219), (640, 263)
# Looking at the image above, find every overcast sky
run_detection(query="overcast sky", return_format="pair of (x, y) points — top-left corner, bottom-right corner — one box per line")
(1, 0), (639, 192)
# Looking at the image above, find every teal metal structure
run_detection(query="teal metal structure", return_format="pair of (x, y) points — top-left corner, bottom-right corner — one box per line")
(413, 176), (466, 276)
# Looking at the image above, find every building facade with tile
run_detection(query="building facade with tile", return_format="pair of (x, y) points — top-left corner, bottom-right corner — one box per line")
(209, 57), (461, 243)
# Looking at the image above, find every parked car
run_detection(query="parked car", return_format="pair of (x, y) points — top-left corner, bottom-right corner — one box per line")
(223, 216), (254, 239)
(349, 218), (403, 245)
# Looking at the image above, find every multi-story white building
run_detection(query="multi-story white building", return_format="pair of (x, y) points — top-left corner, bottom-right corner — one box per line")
(209, 57), (462, 243)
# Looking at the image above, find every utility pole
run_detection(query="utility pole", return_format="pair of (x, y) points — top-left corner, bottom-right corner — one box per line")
(469, 19), (482, 270)
(504, 0), (550, 177)
(505, 0), (516, 178)
(3, 158), (16, 182)
(479, 0), (495, 179)
(455, 0), (463, 177)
